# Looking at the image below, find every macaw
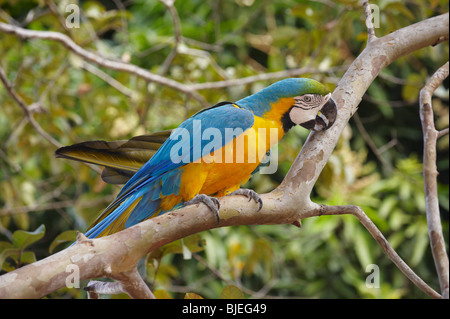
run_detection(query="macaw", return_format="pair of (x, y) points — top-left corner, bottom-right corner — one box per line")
(56, 78), (337, 238)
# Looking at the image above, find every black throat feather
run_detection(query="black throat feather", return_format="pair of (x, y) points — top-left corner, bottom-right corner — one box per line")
(281, 107), (296, 133)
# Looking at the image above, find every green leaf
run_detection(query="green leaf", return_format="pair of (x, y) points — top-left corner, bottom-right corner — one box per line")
(49, 230), (78, 253)
(0, 247), (20, 271)
(19, 250), (37, 265)
(12, 224), (46, 250)
(354, 228), (373, 268)
(410, 223), (429, 266)
(220, 285), (244, 299)
(184, 292), (204, 299)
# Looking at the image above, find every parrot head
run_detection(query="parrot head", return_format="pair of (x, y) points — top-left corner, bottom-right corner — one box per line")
(289, 91), (336, 132)
(237, 78), (337, 133)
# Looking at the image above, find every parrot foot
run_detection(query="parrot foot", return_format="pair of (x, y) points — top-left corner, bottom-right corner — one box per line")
(229, 188), (263, 211)
(184, 194), (220, 224)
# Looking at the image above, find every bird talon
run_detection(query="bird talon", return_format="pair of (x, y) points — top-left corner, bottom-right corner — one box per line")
(229, 189), (263, 211)
(184, 194), (220, 224)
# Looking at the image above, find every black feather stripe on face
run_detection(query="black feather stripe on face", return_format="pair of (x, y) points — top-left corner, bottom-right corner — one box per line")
(281, 106), (296, 133)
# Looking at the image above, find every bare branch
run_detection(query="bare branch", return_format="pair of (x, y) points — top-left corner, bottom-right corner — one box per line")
(353, 112), (394, 172)
(45, 0), (73, 36)
(85, 280), (122, 299)
(0, 21), (346, 101)
(0, 194), (441, 298)
(189, 66), (347, 91)
(419, 61), (449, 299)
(303, 205), (441, 299)
(81, 61), (136, 98)
(85, 267), (155, 299)
(281, 13), (448, 197)
(158, 0), (183, 76)
(438, 128), (449, 138)
(0, 22), (208, 107)
(0, 65), (62, 148)
(433, 35), (450, 46)
(0, 195), (115, 216)
(362, 0), (377, 42)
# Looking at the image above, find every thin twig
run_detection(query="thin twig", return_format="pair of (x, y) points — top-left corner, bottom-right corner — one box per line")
(45, 0), (73, 36)
(81, 61), (135, 98)
(0, 194), (115, 216)
(189, 66), (347, 90)
(353, 112), (394, 172)
(158, 0), (183, 76)
(0, 21), (346, 104)
(362, 0), (377, 42)
(0, 65), (62, 148)
(309, 205), (442, 299)
(419, 61), (449, 299)
(0, 22), (208, 107)
(112, 0), (129, 48)
(438, 128), (449, 138)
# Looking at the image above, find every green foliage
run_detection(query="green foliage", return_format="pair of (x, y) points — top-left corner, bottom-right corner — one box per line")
(48, 230), (77, 253)
(0, 224), (45, 271)
(0, 0), (448, 299)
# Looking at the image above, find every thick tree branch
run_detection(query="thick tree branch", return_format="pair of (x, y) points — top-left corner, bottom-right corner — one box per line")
(0, 195), (441, 298)
(419, 62), (449, 299)
(280, 13), (448, 198)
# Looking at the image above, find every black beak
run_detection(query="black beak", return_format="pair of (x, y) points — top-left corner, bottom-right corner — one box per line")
(300, 97), (337, 131)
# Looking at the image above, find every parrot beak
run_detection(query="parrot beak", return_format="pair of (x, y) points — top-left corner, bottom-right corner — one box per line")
(300, 93), (337, 131)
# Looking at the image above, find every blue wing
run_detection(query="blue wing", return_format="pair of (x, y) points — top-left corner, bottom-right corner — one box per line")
(85, 103), (255, 238)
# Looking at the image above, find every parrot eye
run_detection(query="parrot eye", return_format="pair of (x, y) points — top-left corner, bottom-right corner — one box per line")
(293, 94), (324, 110)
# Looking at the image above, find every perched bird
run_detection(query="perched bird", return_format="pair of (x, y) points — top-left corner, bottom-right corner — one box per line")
(56, 78), (337, 238)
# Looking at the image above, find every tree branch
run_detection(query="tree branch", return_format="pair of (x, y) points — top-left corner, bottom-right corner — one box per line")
(0, 21), (208, 107)
(158, 0), (183, 76)
(189, 66), (347, 91)
(281, 13), (448, 199)
(304, 205), (441, 299)
(0, 193), (441, 298)
(419, 62), (450, 299)
(86, 267), (155, 299)
(0, 65), (62, 148)
(80, 61), (136, 98)
(362, 0), (377, 42)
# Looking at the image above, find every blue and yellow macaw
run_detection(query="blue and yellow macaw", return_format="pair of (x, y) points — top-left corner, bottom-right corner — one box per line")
(56, 78), (337, 238)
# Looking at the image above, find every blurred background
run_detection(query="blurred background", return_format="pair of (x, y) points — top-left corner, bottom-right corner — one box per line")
(0, 0), (448, 298)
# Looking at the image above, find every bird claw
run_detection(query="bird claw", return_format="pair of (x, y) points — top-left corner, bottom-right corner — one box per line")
(229, 188), (263, 211)
(184, 194), (220, 224)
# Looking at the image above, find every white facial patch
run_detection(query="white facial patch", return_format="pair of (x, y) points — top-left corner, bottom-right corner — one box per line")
(289, 106), (318, 125)
(289, 93), (332, 127)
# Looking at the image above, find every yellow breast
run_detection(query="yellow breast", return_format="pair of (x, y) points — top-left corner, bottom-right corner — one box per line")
(179, 113), (285, 199)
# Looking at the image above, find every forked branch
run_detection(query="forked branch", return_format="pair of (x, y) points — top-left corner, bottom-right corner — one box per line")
(419, 62), (449, 299)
